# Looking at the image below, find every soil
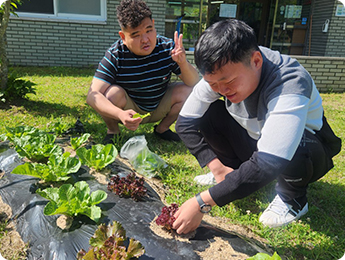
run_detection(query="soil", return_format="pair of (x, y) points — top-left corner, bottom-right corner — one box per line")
(196, 236), (249, 259)
(56, 215), (73, 230)
(0, 196), (27, 260)
(150, 217), (196, 242)
(0, 140), (271, 259)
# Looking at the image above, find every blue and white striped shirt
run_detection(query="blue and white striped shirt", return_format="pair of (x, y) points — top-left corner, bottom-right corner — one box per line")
(94, 35), (181, 111)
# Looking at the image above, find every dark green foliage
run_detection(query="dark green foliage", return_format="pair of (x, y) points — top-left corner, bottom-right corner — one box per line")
(1, 74), (36, 102)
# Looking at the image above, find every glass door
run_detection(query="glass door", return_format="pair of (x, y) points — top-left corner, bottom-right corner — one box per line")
(269, 0), (311, 55)
(238, 0), (270, 46)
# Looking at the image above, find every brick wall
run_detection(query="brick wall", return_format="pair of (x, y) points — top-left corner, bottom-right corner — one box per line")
(325, 3), (345, 57)
(185, 52), (345, 93)
(294, 55), (345, 93)
(6, 0), (166, 67)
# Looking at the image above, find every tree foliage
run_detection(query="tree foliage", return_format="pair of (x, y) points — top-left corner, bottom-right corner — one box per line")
(0, 0), (23, 91)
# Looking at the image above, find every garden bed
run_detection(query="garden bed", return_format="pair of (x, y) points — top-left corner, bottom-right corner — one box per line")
(0, 139), (269, 259)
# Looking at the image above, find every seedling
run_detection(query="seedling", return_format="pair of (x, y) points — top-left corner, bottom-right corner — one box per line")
(47, 118), (70, 136)
(108, 172), (147, 201)
(155, 203), (179, 230)
(77, 220), (145, 260)
(36, 181), (107, 223)
(76, 144), (117, 171)
(70, 133), (91, 150)
(132, 112), (150, 119)
(12, 152), (81, 183)
(4, 126), (62, 162)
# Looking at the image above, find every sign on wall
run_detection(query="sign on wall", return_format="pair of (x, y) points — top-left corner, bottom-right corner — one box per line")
(219, 4), (237, 18)
(284, 5), (302, 19)
(336, 5), (345, 16)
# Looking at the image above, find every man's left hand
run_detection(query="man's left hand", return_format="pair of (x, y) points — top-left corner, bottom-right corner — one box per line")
(171, 31), (187, 65)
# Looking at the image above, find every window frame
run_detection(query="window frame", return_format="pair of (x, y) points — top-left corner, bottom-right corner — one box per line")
(14, 0), (107, 23)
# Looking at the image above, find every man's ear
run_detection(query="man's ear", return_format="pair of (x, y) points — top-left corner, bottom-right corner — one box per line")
(119, 31), (125, 43)
(251, 51), (263, 70)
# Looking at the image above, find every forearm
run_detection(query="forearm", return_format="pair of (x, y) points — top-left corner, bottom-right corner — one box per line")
(177, 61), (200, 87)
(209, 151), (287, 206)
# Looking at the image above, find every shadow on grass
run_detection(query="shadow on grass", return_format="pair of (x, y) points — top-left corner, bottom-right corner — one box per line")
(10, 66), (95, 78)
(0, 99), (81, 117)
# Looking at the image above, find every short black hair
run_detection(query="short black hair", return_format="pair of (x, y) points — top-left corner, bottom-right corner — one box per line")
(117, 0), (152, 29)
(195, 19), (259, 75)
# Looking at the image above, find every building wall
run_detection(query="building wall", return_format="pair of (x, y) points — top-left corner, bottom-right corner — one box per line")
(185, 52), (345, 93)
(309, 0), (333, 56)
(6, 0), (166, 67)
(325, 2), (345, 56)
(310, 0), (345, 57)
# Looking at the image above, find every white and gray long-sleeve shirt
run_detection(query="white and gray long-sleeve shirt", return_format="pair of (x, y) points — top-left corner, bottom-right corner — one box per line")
(176, 46), (324, 206)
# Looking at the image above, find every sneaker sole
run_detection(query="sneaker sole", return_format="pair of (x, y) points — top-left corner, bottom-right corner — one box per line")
(260, 203), (309, 228)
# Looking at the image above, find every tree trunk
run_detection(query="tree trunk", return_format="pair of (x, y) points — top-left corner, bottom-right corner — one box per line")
(0, 0), (11, 91)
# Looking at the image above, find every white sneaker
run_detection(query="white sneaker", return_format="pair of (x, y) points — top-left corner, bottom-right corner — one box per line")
(259, 194), (308, 228)
(0, 253), (7, 260)
(193, 172), (216, 185)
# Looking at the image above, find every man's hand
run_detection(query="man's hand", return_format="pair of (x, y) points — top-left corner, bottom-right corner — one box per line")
(172, 196), (203, 234)
(119, 109), (142, 131)
(171, 31), (187, 65)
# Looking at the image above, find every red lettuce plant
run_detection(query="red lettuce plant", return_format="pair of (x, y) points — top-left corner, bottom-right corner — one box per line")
(107, 173), (147, 201)
(77, 220), (145, 260)
(155, 203), (179, 230)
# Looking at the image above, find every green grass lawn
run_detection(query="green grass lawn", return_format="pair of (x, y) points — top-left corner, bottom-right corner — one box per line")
(1, 66), (344, 260)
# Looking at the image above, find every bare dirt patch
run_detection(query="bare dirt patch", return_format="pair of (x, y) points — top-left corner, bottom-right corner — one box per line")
(0, 196), (27, 260)
(150, 217), (196, 242)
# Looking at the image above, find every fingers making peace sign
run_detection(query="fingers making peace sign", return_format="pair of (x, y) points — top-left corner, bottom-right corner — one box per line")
(171, 31), (186, 64)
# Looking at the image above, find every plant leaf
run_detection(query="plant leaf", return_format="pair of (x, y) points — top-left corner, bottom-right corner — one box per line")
(36, 181), (106, 222)
(132, 112), (150, 119)
(76, 144), (118, 170)
(90, 190), (107, 205)
(126, 238), (145, 258)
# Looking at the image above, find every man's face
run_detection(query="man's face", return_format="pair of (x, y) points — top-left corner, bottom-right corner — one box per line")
(119, 17), (157, 56)
(203, 51), (263, 104)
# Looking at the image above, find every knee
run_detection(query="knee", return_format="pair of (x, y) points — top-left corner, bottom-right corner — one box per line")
(172, 83), (193, 104)
(104, 85), (126, 107)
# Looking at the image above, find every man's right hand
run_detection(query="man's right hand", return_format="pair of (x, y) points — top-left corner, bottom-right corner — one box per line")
(119, 109), (142, 131)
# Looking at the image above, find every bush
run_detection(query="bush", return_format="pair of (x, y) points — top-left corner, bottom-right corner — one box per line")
(0, 74), (36, 102)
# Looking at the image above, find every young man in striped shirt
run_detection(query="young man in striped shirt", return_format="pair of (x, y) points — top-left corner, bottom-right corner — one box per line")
(86, 0), (199, 143)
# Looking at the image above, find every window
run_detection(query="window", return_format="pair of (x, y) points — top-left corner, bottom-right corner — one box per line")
(15, 0), (106, 22)
(165, 0), (207, 50)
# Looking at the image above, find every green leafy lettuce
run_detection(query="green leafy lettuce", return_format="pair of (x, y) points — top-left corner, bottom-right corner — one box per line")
(12, 152), (81, 182)
(70, 133), (91, 150)
(4, 126), (61, 162)
(132, 112), (150, 119)
(36, 181), (107, 222)
(77, 220), (145, 260)
(76, 144), (117, 171)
